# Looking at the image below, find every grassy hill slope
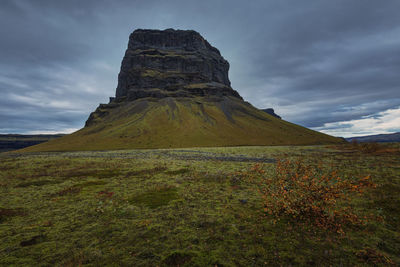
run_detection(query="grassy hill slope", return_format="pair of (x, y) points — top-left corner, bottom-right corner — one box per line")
(21, 96), (343, 152)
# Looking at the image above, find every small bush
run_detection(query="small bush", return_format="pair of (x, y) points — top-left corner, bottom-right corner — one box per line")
(165, 168), (190, 175)
(97, 190), (114, 199)
(349, 141), (399, 154)
(356, 248), (395, 265)
(15, 179), (60, 188)
(125, 166), (167, 177)
(74, 180), (107, 187)
(357, 142), (381, 153)
(162, 251), (194, 266)
(20, 235), (46, 247)
(0, 207), (25, 222)
(53, 186), (81, 197)
(248, 160), (376, 234)
(329, 141), (400, 155)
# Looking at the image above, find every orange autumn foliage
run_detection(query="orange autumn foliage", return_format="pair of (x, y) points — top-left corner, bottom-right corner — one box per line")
(249, 160), (376, 234)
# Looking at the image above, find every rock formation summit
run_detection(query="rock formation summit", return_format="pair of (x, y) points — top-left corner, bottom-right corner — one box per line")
(23, 29), (343, 152)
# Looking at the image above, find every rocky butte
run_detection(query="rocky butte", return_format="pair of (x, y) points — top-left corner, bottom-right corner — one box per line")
(23, 29), (343, 152)
(115, 29), (240, 101)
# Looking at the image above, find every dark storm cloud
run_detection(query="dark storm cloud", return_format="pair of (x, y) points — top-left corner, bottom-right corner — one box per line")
(221, 0), (400, 136)
(0, 0), (399, 136)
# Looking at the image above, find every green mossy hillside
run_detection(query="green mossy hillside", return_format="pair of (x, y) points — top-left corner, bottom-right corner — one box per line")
(21, 96), (343, 152)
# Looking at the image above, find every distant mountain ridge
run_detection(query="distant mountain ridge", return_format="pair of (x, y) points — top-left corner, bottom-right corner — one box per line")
(346, 132), (400, 143)
(0, 134), (64, 152)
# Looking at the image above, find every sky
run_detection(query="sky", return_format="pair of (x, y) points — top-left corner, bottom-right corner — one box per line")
(0, 0), (399, 138)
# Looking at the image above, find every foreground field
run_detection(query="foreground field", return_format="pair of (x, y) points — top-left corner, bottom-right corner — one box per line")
(1, 144), (399, 266)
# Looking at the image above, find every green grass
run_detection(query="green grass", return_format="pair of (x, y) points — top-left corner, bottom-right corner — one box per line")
(0, 144), (399, 265)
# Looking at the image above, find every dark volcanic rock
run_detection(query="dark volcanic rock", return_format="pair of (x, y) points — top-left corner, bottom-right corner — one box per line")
(261, 108), (281, 119)
(115, 29), (242, 101)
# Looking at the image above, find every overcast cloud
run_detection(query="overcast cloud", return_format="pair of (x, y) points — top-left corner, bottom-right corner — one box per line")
(0, 0), (399, 137)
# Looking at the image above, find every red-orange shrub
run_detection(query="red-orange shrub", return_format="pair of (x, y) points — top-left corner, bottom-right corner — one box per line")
(249, 160), (375, 234)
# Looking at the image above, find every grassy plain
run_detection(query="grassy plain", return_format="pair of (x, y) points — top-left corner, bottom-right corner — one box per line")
(1, 144), (399, 266)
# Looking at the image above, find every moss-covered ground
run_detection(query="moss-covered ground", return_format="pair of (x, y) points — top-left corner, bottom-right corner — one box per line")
(1, 144), (399, 266)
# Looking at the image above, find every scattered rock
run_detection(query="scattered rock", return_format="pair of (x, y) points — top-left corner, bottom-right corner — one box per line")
(20, 235), (46, 247)
(261, 108), (281, 119)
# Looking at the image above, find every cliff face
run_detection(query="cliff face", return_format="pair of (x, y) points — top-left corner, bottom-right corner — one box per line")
(115, 29), (241, 101)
